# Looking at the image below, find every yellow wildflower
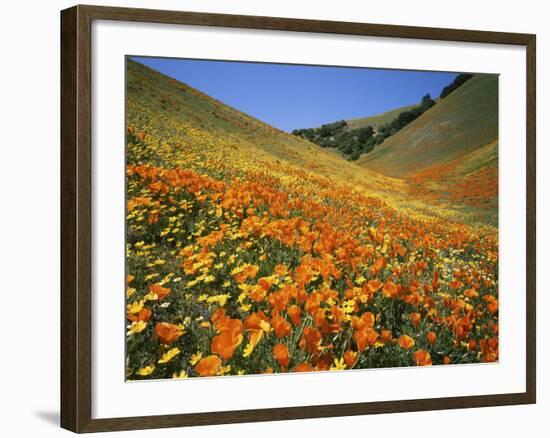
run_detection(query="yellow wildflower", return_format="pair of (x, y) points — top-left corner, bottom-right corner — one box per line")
(158, 347), (181, 364)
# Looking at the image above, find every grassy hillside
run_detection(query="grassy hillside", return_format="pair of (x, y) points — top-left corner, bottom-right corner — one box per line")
(125, 59), (499, 380)
(357, 74), (498, 177)
(346, 104), (418, 130)
(127, 59), (497, 225)
(126, 59), (404, 196)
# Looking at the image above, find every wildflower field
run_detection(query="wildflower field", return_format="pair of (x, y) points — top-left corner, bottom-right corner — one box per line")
(125, 60), (499, 380)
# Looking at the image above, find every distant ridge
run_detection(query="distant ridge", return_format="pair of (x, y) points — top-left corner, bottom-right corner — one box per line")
(346, 104), (418, 131)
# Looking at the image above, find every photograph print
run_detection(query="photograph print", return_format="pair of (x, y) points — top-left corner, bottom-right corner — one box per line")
(125, 56), (499, 380)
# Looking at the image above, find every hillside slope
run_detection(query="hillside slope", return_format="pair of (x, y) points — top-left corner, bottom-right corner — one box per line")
(346, 103), (418, 130)
(127, 59), (496, 226)
(126, 59), (410, 206)
(357, 74), (498, 177)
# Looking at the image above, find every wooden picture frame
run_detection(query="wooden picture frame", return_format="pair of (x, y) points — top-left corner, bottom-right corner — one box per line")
(60, 4), (536, 433)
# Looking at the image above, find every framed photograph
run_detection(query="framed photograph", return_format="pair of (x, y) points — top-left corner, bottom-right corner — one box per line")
(60, 4), (536, 433)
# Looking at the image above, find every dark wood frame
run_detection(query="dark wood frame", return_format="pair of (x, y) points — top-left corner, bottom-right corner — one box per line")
(61, 4), (536, 433)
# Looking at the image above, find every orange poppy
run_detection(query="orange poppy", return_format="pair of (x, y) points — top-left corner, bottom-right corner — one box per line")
(243, 311), (269, 330)
(211, 329), (244, 360)
(127, 307), (152, 323)
(293, 363), (314, 372)
(381, 329), (392, 343)
(427, 331), (437, 345)
(273, 344), (290, 369)
(249, 284), (267, 303)
(354, 328), (379, 352)
(449, 280), (463, 289)
(382, 280), (399, 299)
(361, 312), (375, 328)
(195, 355), (222, 377)
(287, 305), (301, 326)
(410, 312), (421, 327)
(271, 314), (291, 339)
(315, 351), (334, 371)
(483, 295), (499, 314)
(214, 315), (243, 335)
(268, 290), (290, 312)
(233, 264), (259, 283)
(155, 322), (184, 345)
(344, 350), (358, 368)
(299, 327), (322, 353)
(398, 334), (415, 349)
(304, 292), (322, 315)
(412, 349), (432, 366)
(366, 279), (382, 293)
(314, 309), (330, 334)
(149, 283), (171, 300)
(480, 338), (499, 362)
(443, 356), (452, 365)
(273, 264), (288, 276)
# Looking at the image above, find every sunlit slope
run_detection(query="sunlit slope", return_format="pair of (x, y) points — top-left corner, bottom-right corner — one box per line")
(406, 140), (498, 226)
(357, 75), (498, 177)
(126, 59), (406, 199)
(125, 63), (499, 380)
(127, 60), (496, 226)
(346, 104), (417, 131)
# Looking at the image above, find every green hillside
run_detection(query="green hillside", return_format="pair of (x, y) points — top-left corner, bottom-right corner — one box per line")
(357, 74), (498, 177)
(346, 104), (418, 130)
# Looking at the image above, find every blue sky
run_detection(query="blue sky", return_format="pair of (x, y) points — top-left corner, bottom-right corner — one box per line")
(131, 56), (458, 132)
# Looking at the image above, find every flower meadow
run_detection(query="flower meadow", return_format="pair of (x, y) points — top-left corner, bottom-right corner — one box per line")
(125, 61), (499, 381)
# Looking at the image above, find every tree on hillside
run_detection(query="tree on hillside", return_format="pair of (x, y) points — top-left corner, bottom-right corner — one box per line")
(421, 93), (436, 110)
(440, 73), (474, 99)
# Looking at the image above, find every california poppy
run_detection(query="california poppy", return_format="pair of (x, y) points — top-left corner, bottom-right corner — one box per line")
(381, 329), (392, 343)
(398, 334), (415, 349)
(155, 322), (184, 345)
(343, 350), (358, 368)
(271, 314), (291, 339)
(299, 327), (322, 353)
(354, 328), (379, 352)
(195, 355), (222, 377)
(273, 344), (290, 369)
(149, 283), (171, 300)
(412, 349), (432, 366)
(410, 312), (421, 327)
(286, 305), (301, 326)
(211, 330), (242, 360)
(127, 307), (152, 323)
(293, 363), (314, 372)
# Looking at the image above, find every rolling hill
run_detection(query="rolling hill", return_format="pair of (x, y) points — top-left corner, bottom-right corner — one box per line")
(126, 59), (407, 206)
(127, 59), (497, 226)
(357, 74), (498, 177)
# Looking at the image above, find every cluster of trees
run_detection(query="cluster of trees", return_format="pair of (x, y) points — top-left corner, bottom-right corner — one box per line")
(440, 73), (473, 99)
(292, 93), (436, 161)
(292, 121), (375, 159)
